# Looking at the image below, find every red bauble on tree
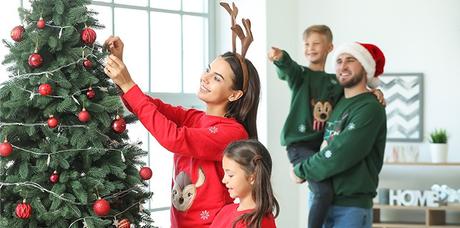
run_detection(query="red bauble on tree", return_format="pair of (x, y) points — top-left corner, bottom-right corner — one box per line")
(83, 58), (93, 69)
(10, 25), (25, 42)
(38, 83), (52, 96)
(47, 115), (59, 128)
(139, 166), (153, 180)
(50, 170), (59, 183)
(93, 198), (110, 216)
(28, 50), (43, 68)
(0, 139), (13, 157)
(15, 200), (32, 219)
(117, 219), (130, 228)
(78, 108), (91, 122)
(111, 115), (126, 134)
(86, 87), (96, 99)
(37, 17), (46, 29)
(81, 27), (97, 45)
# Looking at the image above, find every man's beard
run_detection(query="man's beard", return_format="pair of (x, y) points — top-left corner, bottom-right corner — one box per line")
(340, 72), (365, 88)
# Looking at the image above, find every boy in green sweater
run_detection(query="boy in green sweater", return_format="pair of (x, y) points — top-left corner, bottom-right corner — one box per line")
(268, 25), (340, 228)
(294, 42), (387, 228)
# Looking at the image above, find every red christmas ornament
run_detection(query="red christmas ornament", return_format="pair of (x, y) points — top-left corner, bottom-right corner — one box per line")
(83, 59), (93, 69)
(38, 83), (52, 96)
(15, 200), (32, 219)
(10, 25), (25, 42)
(78, 108), (91, 122)
(111, 115), (126, 134)
(47, 115), (59, 128)
(81, 27), (97, 45)
(37, 17), (46, 29)
(28, 51), (43, 68)
(93, 198), (110, 216)
(117, 219), (130, 228)
(86, 87), (96, 99)
(50, 170), (59, 183)
(139, 166), (152, 180)
(0, 139), (13, 157)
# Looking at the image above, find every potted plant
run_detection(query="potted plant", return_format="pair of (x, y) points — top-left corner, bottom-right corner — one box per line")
(429, 129), (448, 163)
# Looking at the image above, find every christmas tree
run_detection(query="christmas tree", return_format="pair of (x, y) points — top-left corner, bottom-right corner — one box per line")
(0, 0), (154, 227)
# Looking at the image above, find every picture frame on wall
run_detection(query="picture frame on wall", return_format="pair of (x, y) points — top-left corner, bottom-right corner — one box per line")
(379, 73), (424, 142)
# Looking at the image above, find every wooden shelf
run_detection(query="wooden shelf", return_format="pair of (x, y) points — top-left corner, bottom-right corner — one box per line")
(384, 162), (460, 166)
(373, 205), (460, 228)
(373, 222), (426, 228)
(374, 205), (460, 211)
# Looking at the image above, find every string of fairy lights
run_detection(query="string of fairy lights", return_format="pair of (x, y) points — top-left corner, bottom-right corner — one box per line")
(10, 46), (97, 80)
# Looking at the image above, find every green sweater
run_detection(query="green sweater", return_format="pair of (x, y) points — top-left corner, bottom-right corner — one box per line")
(274, 51), (343, 147)
(294, 92), (387, 208)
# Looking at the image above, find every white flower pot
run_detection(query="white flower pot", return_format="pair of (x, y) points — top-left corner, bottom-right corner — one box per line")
(429, 143), (448, 163)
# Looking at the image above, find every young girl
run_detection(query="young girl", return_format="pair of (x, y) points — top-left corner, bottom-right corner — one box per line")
(103, 37), (260, 227)
(211, 139), (279, 228)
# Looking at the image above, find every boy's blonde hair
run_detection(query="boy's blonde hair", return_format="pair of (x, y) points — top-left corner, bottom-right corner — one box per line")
(303, 25), (333, 43)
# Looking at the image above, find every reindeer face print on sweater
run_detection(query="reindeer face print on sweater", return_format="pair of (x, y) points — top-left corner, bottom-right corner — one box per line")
(171, 167), (206, 211)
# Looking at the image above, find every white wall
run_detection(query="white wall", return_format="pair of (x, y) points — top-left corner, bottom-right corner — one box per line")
(265, 0), (303, 227)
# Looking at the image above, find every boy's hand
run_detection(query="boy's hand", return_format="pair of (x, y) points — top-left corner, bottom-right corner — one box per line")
(371, 88), (386, 107)
(268, 47), (283, 62)
(104, 36), (124, 61)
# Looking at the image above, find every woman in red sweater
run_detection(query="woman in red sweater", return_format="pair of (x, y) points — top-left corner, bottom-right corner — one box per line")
(103, 36), (260, 227)
(211, 140), (279, 228)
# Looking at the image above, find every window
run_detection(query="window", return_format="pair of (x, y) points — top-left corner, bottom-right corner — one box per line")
(90, 1), (212, 227)
(0, 1), (23, 85)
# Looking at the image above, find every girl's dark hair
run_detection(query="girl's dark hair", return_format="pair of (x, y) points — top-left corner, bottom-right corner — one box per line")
(224, 139), (280, 228)
(221, 52), (260, 140)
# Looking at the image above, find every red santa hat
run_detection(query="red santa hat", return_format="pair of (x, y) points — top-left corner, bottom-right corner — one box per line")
(334, 42), (385, 88)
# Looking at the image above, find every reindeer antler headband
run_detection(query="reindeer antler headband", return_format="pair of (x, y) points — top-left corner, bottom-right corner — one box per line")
(220, 2), (254, 92)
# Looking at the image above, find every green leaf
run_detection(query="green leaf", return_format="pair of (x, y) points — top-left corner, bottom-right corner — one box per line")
(52, 14), (63, 25)
(71, 181), (88, 203)
(49, 197), (63, 211)
(59, 158), (70, 169)
(36, 158), (48, 172)
(19, 162), (29, 179)
(31, 197), (47, 214)
(109, 165), (126, 179)
(51, 183), (66, 195)
(27, 125), (37, 136)
(48, 36), (58, 49)
(98, 96), (122, 111)
(54, 0), (65, 15)
(67, 203), (82, 217)
(56, 97), (74, 113)
(70, 129), (84, 147)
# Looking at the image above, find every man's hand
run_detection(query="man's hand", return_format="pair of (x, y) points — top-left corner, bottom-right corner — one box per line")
(268, 46), (283, 62)
(104, 36), (124, 61)
(371, 88), (386, 107)
(290, 164), (306, 184)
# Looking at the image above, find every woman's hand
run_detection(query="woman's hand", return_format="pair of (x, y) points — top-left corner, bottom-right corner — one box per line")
(104, 36), (124, 61)
(104, 54), (135, 93)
